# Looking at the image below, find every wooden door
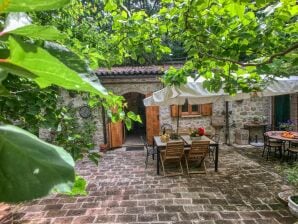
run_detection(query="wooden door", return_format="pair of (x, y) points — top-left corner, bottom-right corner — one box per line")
(146, 105), (160, 145)
(108, 121), (123, 148)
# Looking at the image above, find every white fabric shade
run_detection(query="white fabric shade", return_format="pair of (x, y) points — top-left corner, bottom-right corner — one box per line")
(143, 77), (298, 106)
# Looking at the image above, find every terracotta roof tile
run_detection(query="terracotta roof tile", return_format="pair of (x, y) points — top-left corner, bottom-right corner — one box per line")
(95, 64), (182, 77)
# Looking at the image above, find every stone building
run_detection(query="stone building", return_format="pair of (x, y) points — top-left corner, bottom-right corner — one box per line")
(60, 65), (298, 149)
(51, 65), (298, 148)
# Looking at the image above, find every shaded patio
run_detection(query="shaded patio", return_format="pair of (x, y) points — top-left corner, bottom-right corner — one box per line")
(2, 145), (297, 224)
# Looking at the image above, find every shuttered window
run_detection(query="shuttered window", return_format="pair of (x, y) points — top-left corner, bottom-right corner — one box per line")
(171, 102), (212, 117)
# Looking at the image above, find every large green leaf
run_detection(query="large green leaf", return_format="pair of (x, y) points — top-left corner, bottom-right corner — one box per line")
(1, 36), (107, 96)
(0, 125), (75, 203)
(5, 25), (66, 41)
(0, 0), (70, 12)
(1, 13), (66, 41)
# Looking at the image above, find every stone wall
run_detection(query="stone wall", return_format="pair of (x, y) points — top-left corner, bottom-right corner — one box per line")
(230, 96), (271, 144)
(159, 96), (271, 145)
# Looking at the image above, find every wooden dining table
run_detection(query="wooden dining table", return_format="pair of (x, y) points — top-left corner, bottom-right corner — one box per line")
(265, 131), (298, 158)
(265, 131), (298, 142)
(153, 135), (219, 175)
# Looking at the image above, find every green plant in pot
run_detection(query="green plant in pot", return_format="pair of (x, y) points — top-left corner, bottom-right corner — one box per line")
(285, 164), (298, 217)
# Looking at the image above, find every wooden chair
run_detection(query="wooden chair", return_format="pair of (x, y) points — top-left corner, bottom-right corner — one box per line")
(262, 134), (283, 160)
(185, 141), (210, 175)
(287, 141), (298, 162)
(160, 141), (184, 176)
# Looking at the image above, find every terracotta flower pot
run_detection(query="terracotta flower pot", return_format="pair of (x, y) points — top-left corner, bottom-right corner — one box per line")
(99, 144), (108, 153)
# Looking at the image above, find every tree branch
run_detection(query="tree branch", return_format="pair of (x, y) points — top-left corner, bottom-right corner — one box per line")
(120, 2), (131, 18)
(202, 43), (298, 66)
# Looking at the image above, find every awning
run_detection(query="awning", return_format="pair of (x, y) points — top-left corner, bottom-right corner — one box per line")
(143, 77), (298, 106)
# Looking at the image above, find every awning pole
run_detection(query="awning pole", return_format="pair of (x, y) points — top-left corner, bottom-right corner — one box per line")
(225, 101), (230, 145)
(177, 105), (180, 134)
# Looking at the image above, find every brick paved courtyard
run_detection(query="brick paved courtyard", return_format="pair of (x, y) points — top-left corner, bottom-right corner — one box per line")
(2, 146), (297, 224)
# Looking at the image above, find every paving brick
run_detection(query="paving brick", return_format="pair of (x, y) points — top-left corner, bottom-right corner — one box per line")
(199, 212), (221, 220)
(119, 200), (138, 207)
(173, 198), (192, 205)
(39, 199), (58, 205)
(46, 210), (67, 218)
(241, 220), (257, 224)
(183, 205), (204, 213)
(137, 200), (156, 206)
(116, 214), (137, 222)
(137, 213), (158, 222)
(44, 204), (63, 210)
(158, 213), (179, 222)
(65, 209), (86, 216)
(179, 212), (200, 221)
(156, 199), (174, 205)
(193, 199), (210, 204)
(81, 202), (98, 208)
(145, 205), (164, 213)
(219, 211), (241, 219)
(239, 211), (262, 219)
(253, 218), (280, 224)
(209, 199), (228, 205)
(165, 205), (185, 213)
(95, 215), (116, 223)
(203, 205), (223, 211)
(72, 215), (95, 224)
(126, 206), (145, 214)
(214, 220), (237, 224)
(85, 208), (106, 215)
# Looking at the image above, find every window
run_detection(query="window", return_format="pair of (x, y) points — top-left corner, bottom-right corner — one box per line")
(181, 100), (201, 115)
(171, 102), (212, 117)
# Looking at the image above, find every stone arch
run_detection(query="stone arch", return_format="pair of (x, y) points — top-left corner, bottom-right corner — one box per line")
(104, 82), (162, 96)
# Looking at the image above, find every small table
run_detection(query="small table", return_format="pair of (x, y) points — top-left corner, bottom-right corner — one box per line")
(153, 135), (219, 175)
(244, 123), (268, 144)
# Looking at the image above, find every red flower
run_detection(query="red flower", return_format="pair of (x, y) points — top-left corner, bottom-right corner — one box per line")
(198, 127), (205, 136)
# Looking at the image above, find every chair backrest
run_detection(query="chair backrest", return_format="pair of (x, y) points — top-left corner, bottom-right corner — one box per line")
(165, 141), (184, 158)
(263, 133), (269, 145)
(264, 133), (282, 145)
(212, 134), (220, 143)
(140, 136), (149, 150)
(189, 141), (210, 157)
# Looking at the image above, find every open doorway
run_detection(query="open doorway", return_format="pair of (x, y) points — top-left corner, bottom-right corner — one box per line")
(123, 92), (146, 145)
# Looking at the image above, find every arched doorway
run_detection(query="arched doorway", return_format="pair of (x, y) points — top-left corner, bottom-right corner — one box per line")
(123, 92), (146, 145)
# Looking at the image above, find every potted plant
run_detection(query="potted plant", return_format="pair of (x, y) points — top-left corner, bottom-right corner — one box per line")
(252, 116), (260, 124)
(279, 120), (296, 131)
(190, 127), (205, 140)
(285, 164), (298, 217)
(100, 143), (108, 153)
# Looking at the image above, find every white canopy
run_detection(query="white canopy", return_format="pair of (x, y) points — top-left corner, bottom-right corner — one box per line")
(143, 77), (298, 106)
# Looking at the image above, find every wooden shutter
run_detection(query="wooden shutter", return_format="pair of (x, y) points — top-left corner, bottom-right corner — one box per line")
(171, 105), (179, 117)
(146, 106), (160, 145)
(201, 103), (213, 116)
(145, 92), (160, 145)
